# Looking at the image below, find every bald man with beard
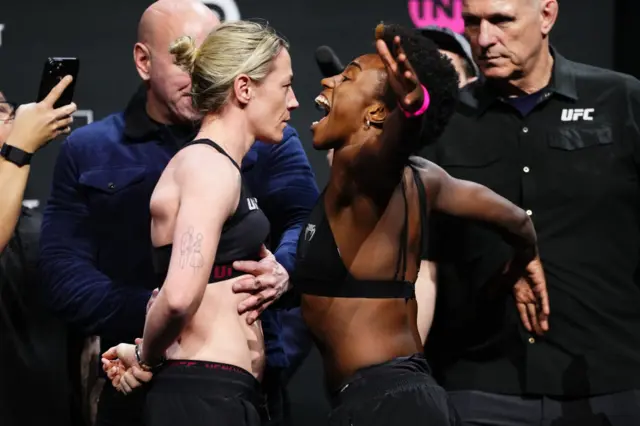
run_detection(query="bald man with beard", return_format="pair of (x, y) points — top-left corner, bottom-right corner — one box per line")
(39, 1), (319, 425)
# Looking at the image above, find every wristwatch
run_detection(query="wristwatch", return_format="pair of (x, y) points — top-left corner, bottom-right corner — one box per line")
(0, 143), (33, 167)
(134, 343), (165, 371)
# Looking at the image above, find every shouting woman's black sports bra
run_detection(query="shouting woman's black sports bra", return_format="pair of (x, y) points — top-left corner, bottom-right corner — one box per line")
(291, 166), (427, 299)
(151, 139), (270, 286)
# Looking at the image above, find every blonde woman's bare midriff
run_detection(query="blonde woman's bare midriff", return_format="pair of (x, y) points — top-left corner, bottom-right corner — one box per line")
(164, 277), (266, 381)
(150, 147), (267, 381)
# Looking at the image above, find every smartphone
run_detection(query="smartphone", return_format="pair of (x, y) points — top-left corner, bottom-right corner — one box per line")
(37, 57), (80, 108)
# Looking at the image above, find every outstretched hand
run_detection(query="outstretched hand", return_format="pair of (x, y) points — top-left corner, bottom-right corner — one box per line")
(374, 23), (424, 113)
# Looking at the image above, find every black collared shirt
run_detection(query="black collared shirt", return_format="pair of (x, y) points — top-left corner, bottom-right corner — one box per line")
(123, 83), (199, 146)
(421, 49), (640, 396)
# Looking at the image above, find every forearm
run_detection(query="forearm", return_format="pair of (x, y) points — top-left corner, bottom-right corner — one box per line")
(493, 210), (537, 259)
(273, 225), (301, 274)
(141, 293), (193, 364)
(470, 194), (538, 295)
(0, 160), (30, 250)
(261, 130), (318, 274)
(465, 180), (537, 253)
(270, 229), (303, 309)
(436, 174), (537, 259)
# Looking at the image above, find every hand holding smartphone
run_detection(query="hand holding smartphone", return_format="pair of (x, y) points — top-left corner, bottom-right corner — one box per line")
(37, 57), (80, 108)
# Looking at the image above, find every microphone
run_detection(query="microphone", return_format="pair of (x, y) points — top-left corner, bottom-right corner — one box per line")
(315, 45), (344, 78)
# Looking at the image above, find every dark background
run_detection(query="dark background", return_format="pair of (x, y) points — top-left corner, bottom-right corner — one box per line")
(0, 0), (630, 424)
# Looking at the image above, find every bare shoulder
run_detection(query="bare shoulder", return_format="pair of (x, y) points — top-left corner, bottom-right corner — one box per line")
(170, 146), (242, 218)
(408, 155), (445, 182)
(408, 155), (430, 171)
(406, 156), (430, 195)
(408, 156), (451, 202)
(174, 144), (241, 190)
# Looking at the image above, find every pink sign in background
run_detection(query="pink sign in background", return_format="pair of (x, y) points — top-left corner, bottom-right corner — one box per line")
(408, 0), (465, 34)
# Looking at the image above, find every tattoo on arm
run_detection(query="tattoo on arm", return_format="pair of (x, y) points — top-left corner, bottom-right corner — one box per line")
(179, 228), (192, 269)
(179, 227), (205, 274)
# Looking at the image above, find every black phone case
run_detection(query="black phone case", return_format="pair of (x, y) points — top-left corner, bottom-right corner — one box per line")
(37, 57), (80, 109)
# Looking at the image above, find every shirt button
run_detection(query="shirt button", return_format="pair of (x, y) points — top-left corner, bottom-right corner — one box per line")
(108, 182), (116, 190)
(526, 210), (533, 216)
(523, 166), (530, 173)
(522, 127), (529, 133)
(528, 337), (535, 344)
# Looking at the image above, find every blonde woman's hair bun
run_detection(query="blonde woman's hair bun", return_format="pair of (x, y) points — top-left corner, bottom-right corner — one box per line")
(170, 35), (199, 74)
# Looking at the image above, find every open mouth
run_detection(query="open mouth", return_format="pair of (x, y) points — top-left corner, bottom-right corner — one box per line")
(312, 94), (331, 127)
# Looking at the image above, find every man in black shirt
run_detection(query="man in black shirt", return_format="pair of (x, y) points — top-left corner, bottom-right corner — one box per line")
(421, 0), (640, 424)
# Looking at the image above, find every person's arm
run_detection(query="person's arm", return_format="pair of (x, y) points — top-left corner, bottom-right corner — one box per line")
(425, 159), (549, 332)
(0, 160), (31, 251)
(39, 138), (152, 339)
(426, 160), (536, 258)
(259, 127), (319, 381)
(232, 126), (318, 312)
(140, 153), (238, 365)
(0, 76), (76, 251)
(263, 126), (319, 273)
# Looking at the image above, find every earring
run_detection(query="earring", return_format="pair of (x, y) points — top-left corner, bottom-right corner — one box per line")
(364, 118), (370, 129)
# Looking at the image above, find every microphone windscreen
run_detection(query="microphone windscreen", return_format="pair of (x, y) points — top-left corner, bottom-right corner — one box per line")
(315, 45), (344, 78)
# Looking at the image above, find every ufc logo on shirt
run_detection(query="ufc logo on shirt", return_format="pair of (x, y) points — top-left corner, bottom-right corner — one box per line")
(561, 108), (594, 121)
(247, 197), (259, 211)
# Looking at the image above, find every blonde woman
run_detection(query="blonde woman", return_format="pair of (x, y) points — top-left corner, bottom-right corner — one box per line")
(101, 20), (298, 426)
